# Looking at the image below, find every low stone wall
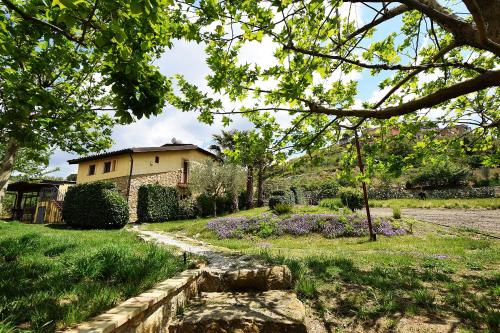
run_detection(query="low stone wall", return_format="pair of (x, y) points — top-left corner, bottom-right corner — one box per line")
(61, 265), (293, 333)
(62, 269), (202, 333)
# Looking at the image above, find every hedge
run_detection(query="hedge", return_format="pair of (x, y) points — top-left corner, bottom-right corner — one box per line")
(339, 187), (364, 211)
(62, 181), (129, 229)
(268, 189), (295, 210)
(368, 186), (495, 200)
(137, 184), (179, 222)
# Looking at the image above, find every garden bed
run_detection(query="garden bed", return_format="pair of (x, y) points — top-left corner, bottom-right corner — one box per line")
(0, 222), (186, 332)
(207, 212), (408, 239)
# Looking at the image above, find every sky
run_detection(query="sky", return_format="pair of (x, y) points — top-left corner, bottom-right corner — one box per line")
(48, 2), (427, 178)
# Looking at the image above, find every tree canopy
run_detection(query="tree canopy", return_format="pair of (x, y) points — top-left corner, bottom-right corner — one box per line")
(0, 0), (182, 199)
(169, 0), (499, 163)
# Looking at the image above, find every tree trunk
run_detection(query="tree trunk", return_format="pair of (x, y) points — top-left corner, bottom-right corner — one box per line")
(0, 139), (19, 214)
(246, 165), (254, 209)
(354, 131), (376, 241)
(213, 196), (217, 217)
(231, 191), (239, 213)
(257, 164), (265, 207)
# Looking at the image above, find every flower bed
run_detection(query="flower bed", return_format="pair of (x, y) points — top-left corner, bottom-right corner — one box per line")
(207, 213), (407, 239)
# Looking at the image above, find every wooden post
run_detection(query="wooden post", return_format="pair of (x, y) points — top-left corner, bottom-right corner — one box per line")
(354, 130), (376, 241)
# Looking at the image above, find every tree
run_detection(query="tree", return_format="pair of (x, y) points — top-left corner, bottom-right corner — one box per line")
(0, 0), (179, 205)
(168, 0), (500, 240)
(189, 159), (245, 216)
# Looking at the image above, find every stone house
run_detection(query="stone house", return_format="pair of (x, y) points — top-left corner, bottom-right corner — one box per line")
(68, 143), (215, 221)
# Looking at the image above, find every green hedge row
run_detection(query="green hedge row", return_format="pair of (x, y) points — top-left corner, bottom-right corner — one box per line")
(368, 186), (495, 199)
(137, 184), (179, 222)
(62, 181), (129, 229)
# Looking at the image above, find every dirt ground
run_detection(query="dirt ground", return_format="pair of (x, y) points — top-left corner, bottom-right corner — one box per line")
(370, 207), (500, 237)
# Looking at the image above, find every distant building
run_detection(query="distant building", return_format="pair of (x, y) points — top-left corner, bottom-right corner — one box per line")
(68, 143), (215, 221)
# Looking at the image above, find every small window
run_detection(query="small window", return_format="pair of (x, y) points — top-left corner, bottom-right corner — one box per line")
(88, 164), (96, 176)
(103, 160), (116, 173)
(155, 156), (160, 163)
(103, 161), (112, 173)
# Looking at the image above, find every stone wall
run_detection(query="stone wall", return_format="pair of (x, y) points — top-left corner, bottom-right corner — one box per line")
(106, 170), (182, 221)
(62, 269), (202, 333)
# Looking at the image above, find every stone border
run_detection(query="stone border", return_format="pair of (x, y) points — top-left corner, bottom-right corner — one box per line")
(62, 269), (202, 333)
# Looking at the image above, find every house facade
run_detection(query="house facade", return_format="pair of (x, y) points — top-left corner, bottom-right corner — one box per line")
(68, 143), (215, 221)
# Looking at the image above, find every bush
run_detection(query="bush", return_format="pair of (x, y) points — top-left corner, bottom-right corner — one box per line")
(319, 198), (343, 210)
(339, 187), (364, 211)
(269, 194), (294, 210)
(392, 207), (401, 219)
(407, 159), (471, 189)
(137, 184), (179, 222)
(196, 193), (232, 217)
(62, 181), (129, 229)
(302, 181), (339, 205)
(177, 198), (200, 219)
(273, 203), (293, 215)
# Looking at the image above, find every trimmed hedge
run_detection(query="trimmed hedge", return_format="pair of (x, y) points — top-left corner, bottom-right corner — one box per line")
(368, 186), (495, 199)
(339, 187), (364, 211)
(268, 189), (295, 210)
(196, 193), (232, 217)
(137, 184), (179, 222)
(62, 181), (129, 229)
(177, 198), (200, 220)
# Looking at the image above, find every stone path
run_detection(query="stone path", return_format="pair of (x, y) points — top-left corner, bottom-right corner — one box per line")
(133, 227), (309, 332)
(136, 228), (268, 270)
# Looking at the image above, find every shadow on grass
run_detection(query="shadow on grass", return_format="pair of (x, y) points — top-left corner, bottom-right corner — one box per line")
(262, 254), (499, 332)
(0, 228), (185, 332)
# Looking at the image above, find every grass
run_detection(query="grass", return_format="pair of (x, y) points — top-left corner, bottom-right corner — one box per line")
(142, 206), (500, 331)
(368, 197), (500, 209)
(0, 222), (186, 332)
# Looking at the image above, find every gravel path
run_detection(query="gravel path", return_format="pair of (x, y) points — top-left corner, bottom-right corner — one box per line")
(370, 207), (500, 237)
(134, 227), (266, 270)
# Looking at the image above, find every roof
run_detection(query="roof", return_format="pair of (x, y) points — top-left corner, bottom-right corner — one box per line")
(7, 179), (76, 192)
(67, 144), (216, 164)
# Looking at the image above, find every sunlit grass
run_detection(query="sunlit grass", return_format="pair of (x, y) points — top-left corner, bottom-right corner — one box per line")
(0, 222), (185, 332)
(142, 206), (500, 331)
(369, 197), (500, 209)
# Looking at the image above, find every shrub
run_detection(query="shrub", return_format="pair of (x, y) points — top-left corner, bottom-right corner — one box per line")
(407, 159), (471, 189)
(137, 184), (179, 222)
(339, 187), (364, 211)
(62, 181), (129, 229)
(196, 193), (232, 217)
(319, 198), (343, 210)
(273, 203), (293, 215)
(302, 181), (339, 205)
(269, 195), (294, 210)
(177, 198), (200, 220)
(392, 206), (401, 219)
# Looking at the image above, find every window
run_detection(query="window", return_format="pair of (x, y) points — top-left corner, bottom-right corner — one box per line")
(88, 164), (96, 176)
(155, 156), (160, 163)
(103, 160), (116, 173)
(182, 160), (189, 184)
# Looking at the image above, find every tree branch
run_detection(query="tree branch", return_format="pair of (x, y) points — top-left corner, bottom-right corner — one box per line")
(309, 70), (500, 119)
(283, 43), (483, 72)
(1, 0), (86, 46)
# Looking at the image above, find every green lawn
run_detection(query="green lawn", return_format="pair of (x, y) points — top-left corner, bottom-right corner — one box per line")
(142, 206), (500, 332)
(368, 197), (500, 209)
(0, 222), (186, 332)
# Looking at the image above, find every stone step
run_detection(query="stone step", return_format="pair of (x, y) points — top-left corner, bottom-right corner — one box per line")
(169, 291), (307, 333)
(199, 265), (293, 292)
